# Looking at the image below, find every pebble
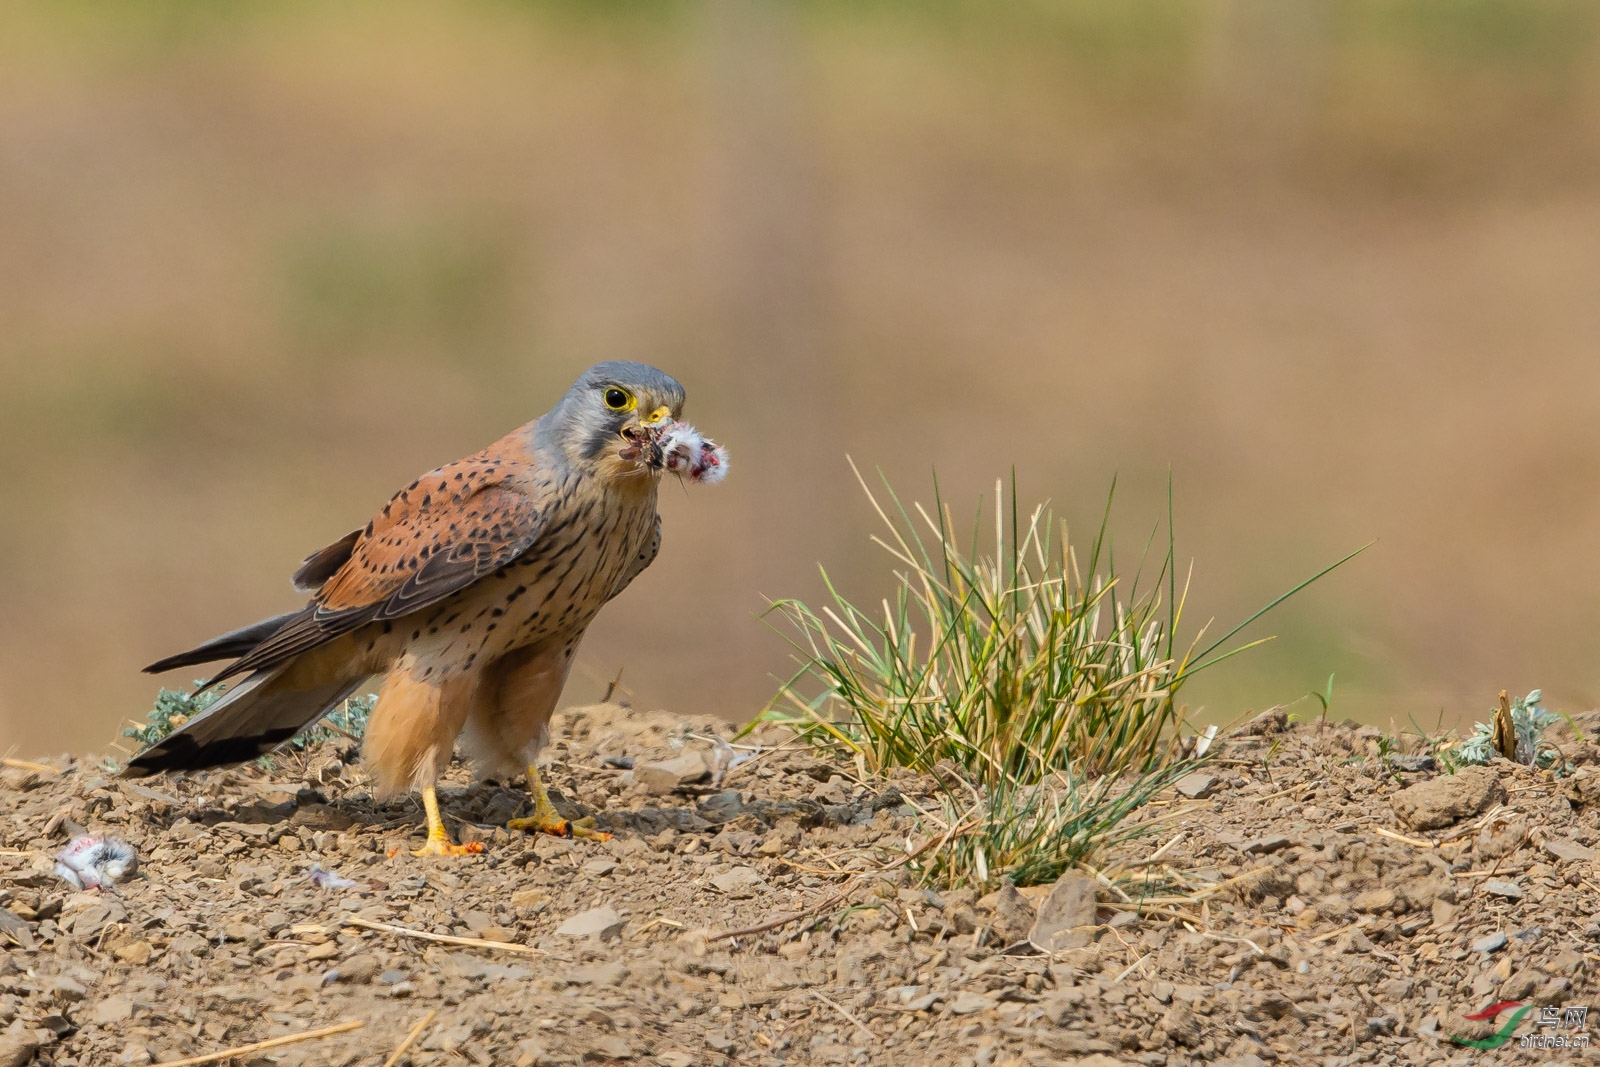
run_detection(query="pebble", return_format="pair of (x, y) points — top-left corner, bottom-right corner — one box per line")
(555, 905), (625, 941)
(1241, 834), (1291, 855)
(1391, 765), (1506, 830)
(92, 995), (134, 1025)
(1483, 880), (1523, 900)
(1542, 838), (1597, 863)
(710, 866), (764, 897)
(1473, 932), (1508, 953)
(112, 940), (152, 966)
(1174, 773), (1218, 799)
(337, 953), (381, 983)
(636, 752), (710, 795)
(948, 991), (997, 1015)
(1029, 871), (1097, 952)
(589, 1035), (632, 1060)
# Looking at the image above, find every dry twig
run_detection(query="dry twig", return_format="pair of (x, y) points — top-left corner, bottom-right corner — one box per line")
(1, 757), (59, 775)
(152, 1019), (363, 1066)
(708, 887), (852, 944)
(343, 916), (541, 955)
(1373, 826), (1437, 849)
(381, 1010), (438, 1067)
(810, 988), (875, 1043)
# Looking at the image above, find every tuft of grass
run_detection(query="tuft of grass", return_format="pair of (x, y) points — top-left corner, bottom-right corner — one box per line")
(764, 464), (1362, 787)
(903, 760), (1196, 890)
(763, 464), (1363, 891)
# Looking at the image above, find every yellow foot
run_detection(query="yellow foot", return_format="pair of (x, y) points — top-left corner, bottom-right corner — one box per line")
(409, 837), (485, 857)
(507, 813), (611, 841)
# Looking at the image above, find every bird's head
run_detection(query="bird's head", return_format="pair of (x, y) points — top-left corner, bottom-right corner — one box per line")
(543, 361), (726, 486)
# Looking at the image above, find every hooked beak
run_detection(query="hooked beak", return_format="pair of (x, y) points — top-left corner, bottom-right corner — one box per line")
(616, 408), (678, 471)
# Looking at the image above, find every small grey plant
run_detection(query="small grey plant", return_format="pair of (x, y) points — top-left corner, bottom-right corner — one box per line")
(127, 685), (374, 750)
(124, 682), (229, 746)
(1446, 689), (1566, 772)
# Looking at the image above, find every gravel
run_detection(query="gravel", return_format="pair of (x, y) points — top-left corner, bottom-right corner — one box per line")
(1, 706), (1598, 1065)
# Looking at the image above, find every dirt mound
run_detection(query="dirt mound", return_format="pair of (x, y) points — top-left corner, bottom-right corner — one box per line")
(1, 707), (1597, 1065)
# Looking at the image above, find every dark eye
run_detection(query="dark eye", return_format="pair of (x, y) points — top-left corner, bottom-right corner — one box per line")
(603, 388), (633, 411)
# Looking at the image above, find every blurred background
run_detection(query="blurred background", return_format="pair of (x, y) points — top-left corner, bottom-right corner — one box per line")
(5, 0), (1600, 755)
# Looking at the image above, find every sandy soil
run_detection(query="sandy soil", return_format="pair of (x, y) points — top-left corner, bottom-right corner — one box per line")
(2, 705), (1599, 1066)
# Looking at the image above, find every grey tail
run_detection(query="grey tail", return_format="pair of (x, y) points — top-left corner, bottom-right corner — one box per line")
(121, 667), (361, 778)
(143, 612), (301, 675)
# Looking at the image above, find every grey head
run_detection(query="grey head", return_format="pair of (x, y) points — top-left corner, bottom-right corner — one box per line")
(535, 361), (689, 476)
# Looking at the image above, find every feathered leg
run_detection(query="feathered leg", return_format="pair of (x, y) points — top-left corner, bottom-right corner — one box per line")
(463, 641), (609, 841)
(364, 660), (482, 857)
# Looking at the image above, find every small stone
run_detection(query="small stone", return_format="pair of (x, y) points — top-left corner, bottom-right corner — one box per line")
(556, 906), (625, 941)
(478, 926), (517, 944)
(710, 866), (764, 897)
(112, 940), (152, 966)
(379, 970), (409, 986)
(1473, 932), (1508, 953)
(699, 791), (747, 821)
(1500, 969), (1541, 1001)
(636, 752), (710, 795)
(1536, 976), (1573, 1003)
(1217, 1055), (1268, 1067)
(948, 991), (997, 1015)
(1241, 834), (1291, 855)
(1484, 880), (1523, 900)
(1543, 838), (1597, 864)
(656, 1054), (694, 1067)
(567, 961), (628, 986)
(581, 858), (618, 877)
(705, 1032), (738, 1053)
(338, 954), (381, 983)
(1029, 871), (1097, 952)
(1237, 707), (1288, 735)
(306, 942), (339, 961)
(1160, 1001), (1202, 1048)
(51, 977), (87, 1002)
(0, 1035), (39, 1067)
(984, 883), (1037, 944)
(93, 995), (134, 1025)
(1174, 773), (1218, 799)
(1391, 766), (1506, 830)
(587, 1035), (632, 1060)
(510, 888), (550, 910)
(1377, 977), (1414, 1000)
(1151, 981), (1175, 1004)
(1353, 888), (1396, 913)
(62, 900), (118, 939)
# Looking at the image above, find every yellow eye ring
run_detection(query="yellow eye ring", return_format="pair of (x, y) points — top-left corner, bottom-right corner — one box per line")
(603, 387), (636, 412)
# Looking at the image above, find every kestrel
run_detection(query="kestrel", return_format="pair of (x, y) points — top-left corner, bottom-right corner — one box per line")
(125, 362), (727, 855)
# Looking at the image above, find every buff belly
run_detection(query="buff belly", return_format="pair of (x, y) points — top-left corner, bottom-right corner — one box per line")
(356, 494), (657, 796)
